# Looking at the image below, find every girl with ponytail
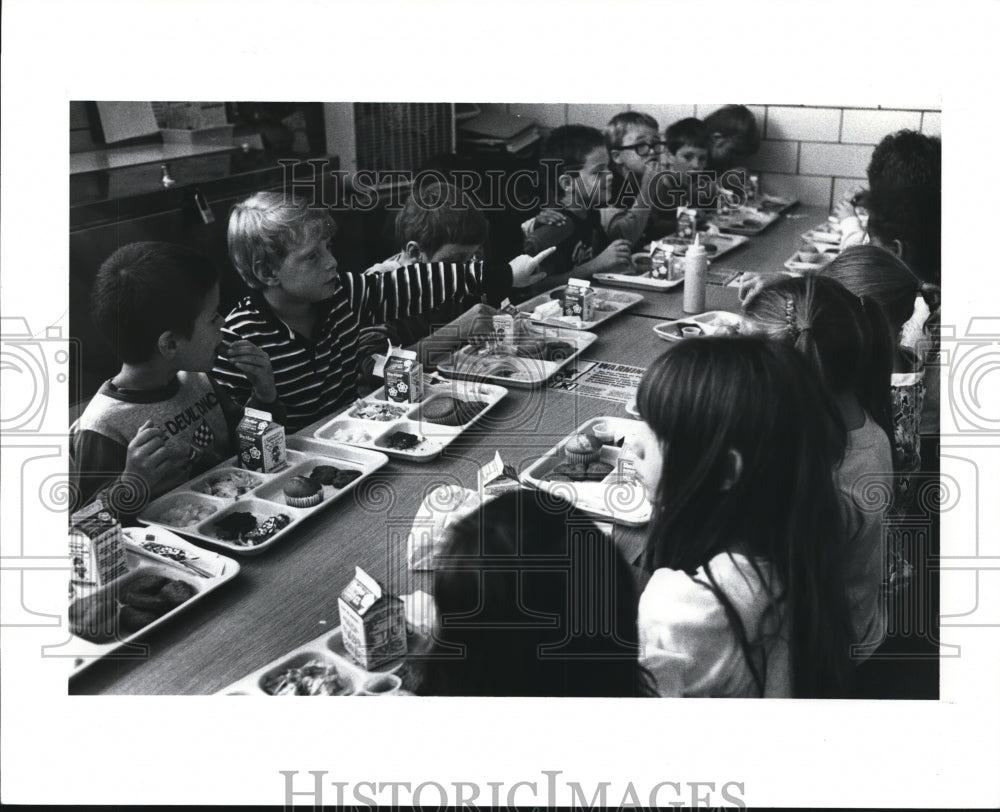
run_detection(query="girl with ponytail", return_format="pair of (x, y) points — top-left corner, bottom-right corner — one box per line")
(743, 275), (895, 655)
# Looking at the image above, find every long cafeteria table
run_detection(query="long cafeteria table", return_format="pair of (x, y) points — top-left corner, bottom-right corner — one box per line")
(70, 203), (826, 694)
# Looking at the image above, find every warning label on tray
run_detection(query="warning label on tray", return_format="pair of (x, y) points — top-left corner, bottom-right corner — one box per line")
(546, 359), (646, 403)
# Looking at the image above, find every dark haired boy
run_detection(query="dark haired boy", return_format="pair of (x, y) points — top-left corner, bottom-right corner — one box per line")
(70, 242), (282, 510)
(524, 125), (632, 287)
(365, 182), (553, 343)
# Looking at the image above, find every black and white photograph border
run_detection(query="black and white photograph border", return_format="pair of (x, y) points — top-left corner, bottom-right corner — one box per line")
(2, 0), (999, 808)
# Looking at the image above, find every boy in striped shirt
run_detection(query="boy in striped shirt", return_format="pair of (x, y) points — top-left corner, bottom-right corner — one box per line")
(212, 192), (548, 432)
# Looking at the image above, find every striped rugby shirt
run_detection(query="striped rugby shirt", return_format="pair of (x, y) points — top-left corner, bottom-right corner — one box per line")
(211, 261), (492, 432)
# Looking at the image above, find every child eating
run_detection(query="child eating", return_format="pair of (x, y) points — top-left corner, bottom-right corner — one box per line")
(414, 489), (654, 697)
(662, 117), (711, 211)
(743, 275), (896, 654)
(365, 181), (552, 344)
(213, 191), (534, 432)
(602, 111), (672, 248)
(702, 104), (761, 174)
(524, 125), (633, 288)
(633, 337), (855, 696)
(70, 242), (283, 513)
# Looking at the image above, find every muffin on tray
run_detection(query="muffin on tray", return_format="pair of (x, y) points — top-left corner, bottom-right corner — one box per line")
(283, 475), (323, 508)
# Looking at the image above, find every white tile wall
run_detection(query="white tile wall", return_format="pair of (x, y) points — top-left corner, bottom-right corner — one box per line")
(633, 104), (696, 128)
(766, 106), (842, 141)
(759, 173), (833, 207)
(832, 176), (868, 206)
(746, 140), (799, 174)
(464, 102), (942, 211)
(841, 109), (922, 144)
(799, 143), (873, 178)
(696, 104), (767, 129)
(571, 104), (627, 129)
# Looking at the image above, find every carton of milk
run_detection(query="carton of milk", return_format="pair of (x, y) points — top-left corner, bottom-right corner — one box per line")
(384, 347), (423, 404)
(478, 451), (521, 499)
(563, 278), (594, 322)
(338, 567), (408, 669)
(676, 207), (698, 240)
(237, 408), (287, 473)
(68, 498), (128, 588)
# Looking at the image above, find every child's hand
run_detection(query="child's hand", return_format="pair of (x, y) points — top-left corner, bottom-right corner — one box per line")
(123, 420), (185, 492)
(509, 247), (556, 288)
(535, 210), (569, 228)
(737, 272), (767, 307)
(223, 340), (278, 403)
(833, 199), (856, 221)
(595, 239), (633, 272)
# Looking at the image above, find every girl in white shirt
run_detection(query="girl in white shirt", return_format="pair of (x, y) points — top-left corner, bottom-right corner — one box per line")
(632, 337), (855, 697)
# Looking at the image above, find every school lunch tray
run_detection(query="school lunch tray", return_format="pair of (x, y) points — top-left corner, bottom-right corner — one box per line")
(138, 436), (389, 555)
(520, 416), (652, 526)
(312, 377), (508, 462)
(783, 247), (836, 273)
(751, 194), (798, 214)
(217, 625), (414, 696)
(435, 327), (599, 389)
(594, 231), (748, 291)
(515, 285), (643, 330)
(709, 206), (780, 236)
(66, 526), (240, 677)
(653, 310), (749, 341)
(801, 220), (843, 247)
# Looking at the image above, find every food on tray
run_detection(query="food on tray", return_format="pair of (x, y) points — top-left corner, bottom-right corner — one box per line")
(283, 475), (323, 508)
(546, 459), (612, 482)
(350, 401), (409, 422)
(69, 569), (198, 643)
(308, 465), (362, 489)
(262, 660), (352, 696)
(156, 500), (216, 528)
(211, 511), (258, 540)
(331, 426), (373, 445)
(197, 470), (261, 499)
(587, 461), (614, 478)
(243, 514), (292, 544)
(420, 396), (488, 427)
(381, 431), (422, 451)
(211, 511), (292, 545)
(564, 433), (602, 465)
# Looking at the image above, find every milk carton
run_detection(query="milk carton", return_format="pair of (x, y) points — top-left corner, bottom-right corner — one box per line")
(676, 207), (698, 240)
(478, 451), (520, 499)
(338, 567), (407, 669)
(384, 347), (423, 404)
(563, 278), (594, 321)
(237, 408), (287, 473)
(68, 498), (128, 588)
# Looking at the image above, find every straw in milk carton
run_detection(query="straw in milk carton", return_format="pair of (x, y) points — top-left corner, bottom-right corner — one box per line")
(69, 498), (128, 588)
(563, 278), (594, 322)
(338, 566), (408, 669)
(237, 407), (287, 473)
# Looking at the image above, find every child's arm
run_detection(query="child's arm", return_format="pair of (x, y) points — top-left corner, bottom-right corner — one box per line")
(70, 420), (186, 516)
(605, 166), (657, 247)
(209, 376), (287, 440)
(526, 221), (632, 280)
(211, 330), (284, 412)
(350, 261), (496, 327)
(834, 188), (867, 250)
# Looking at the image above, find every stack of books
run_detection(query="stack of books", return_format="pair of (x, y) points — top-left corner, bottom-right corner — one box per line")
(457, 109), (540, 157)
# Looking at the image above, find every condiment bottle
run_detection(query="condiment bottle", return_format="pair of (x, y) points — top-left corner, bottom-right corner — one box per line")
(682, 234), (708, 314)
